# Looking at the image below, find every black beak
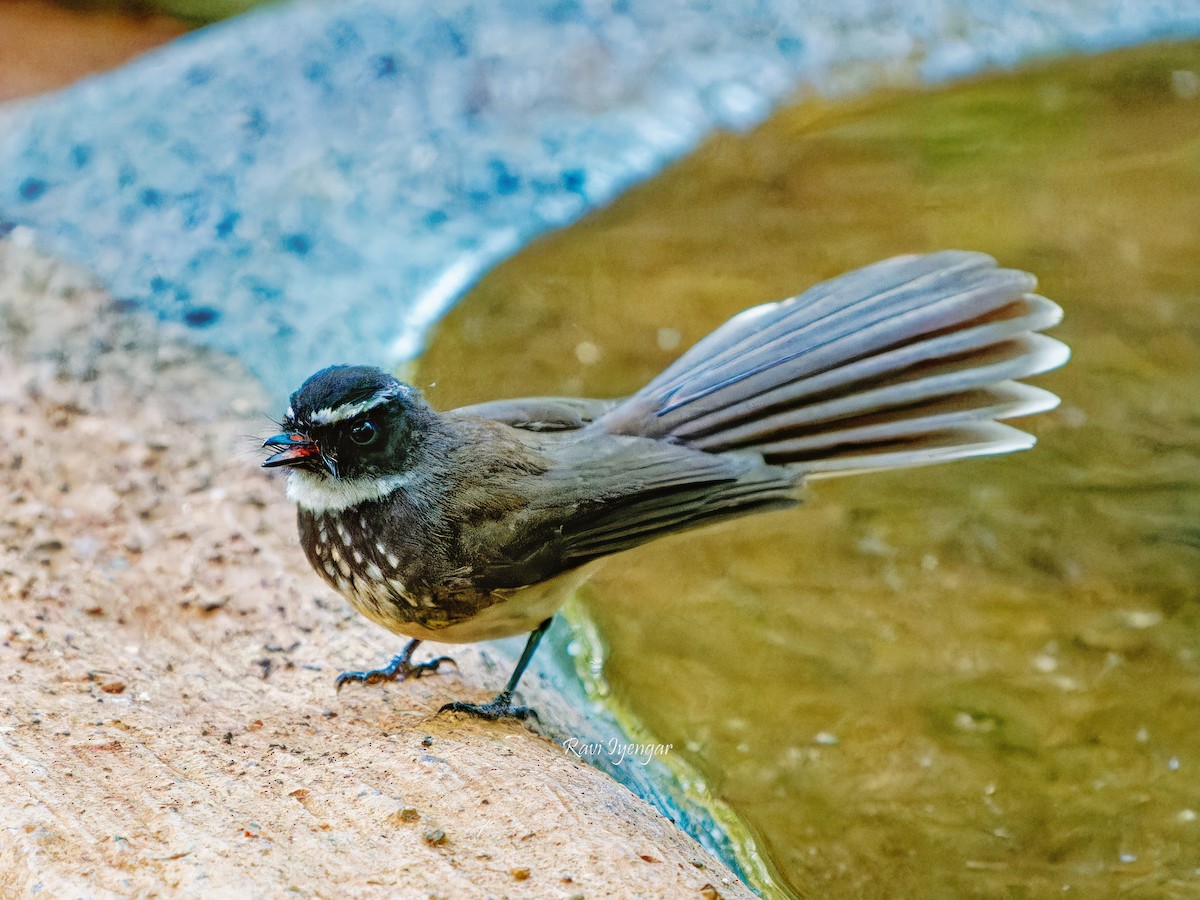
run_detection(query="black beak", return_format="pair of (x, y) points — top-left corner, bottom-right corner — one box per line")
(262, 432), (336, 476)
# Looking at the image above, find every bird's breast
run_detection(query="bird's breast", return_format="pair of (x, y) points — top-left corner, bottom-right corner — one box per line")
(296, 505), (502, 639)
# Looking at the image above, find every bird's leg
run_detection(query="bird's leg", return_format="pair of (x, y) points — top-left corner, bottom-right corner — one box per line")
(335, 638), (456, 692)
(439, 617), (552, 721)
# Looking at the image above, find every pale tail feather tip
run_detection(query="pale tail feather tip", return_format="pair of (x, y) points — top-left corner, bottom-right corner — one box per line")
(800, 422), (1041, 479)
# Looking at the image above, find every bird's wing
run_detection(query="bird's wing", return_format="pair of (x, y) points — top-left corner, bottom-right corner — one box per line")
(466, 436), (800, 589)
(552, 442), (801, 562)
(450, 396), (620, 432)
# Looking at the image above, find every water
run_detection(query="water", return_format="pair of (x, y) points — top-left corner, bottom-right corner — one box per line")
(418, 41), (1200, 897)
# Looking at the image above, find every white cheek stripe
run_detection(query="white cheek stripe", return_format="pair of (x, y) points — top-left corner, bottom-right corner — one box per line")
(286, 470), (412, 514)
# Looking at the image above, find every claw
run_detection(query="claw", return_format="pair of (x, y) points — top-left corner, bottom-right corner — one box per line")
(335, 645), (457, 692)
(434, 618), (552, 722)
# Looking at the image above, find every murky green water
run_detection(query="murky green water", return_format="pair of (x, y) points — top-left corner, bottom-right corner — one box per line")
(418, 42), (1200, 897)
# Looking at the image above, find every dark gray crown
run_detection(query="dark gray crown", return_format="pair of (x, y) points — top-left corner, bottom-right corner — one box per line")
(287, 365), (406, 427)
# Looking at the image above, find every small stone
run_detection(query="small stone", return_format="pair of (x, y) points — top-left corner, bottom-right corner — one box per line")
(387, 806), (420, 826)
(423, 828), (447, 846)
(510, 867), (530, 881)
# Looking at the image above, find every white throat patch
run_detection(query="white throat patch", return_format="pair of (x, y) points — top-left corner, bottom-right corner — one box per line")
(286, 470), (411, 514)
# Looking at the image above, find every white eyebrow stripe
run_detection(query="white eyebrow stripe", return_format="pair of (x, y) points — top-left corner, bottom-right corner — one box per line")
(309, 391), (396, 425)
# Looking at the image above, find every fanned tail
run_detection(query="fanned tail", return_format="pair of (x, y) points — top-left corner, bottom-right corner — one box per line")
(596, 251), (1069, 477)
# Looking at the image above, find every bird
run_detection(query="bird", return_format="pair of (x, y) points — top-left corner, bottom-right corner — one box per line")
(263, 250), (1069, 720)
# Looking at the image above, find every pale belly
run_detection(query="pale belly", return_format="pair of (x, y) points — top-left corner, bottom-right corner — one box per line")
(342, 563), (600, 643)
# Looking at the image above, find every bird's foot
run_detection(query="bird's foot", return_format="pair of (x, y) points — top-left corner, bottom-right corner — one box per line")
(438, 691), (537, 721)
(336, 652), (456, 692)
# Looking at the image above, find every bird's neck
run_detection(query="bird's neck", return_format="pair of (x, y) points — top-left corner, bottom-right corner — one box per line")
(286, 469), (412, 515)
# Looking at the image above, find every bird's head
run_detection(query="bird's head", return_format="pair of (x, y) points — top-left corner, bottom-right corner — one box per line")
(263, 365), (428, 514)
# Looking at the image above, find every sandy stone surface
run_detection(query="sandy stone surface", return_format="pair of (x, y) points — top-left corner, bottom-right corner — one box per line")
(0, 233), (750, 898)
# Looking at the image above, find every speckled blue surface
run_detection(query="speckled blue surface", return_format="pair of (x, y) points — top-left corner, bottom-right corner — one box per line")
(2, 0), (1198, 397)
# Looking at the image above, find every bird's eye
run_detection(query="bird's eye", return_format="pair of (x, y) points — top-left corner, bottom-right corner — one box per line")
(349, 420), (379, 446)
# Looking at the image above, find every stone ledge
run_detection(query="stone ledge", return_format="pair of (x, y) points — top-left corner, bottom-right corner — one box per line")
(0, 237), (752, 899)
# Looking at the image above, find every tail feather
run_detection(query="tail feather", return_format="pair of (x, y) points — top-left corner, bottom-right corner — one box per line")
(794, 421), (1039, 478)
(646, 250), (993, 397)
(674, 305), (1066, 443)
(596, 252), (1069, 477)
(699, 380), (1057, 454)
(658, 259), (1032, 418)
(685, 333), (1068, 450)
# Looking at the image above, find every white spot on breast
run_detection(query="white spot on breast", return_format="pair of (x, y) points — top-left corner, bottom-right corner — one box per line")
(365, 562), (383, 581)
(389, 578), (416, 606)
(385, 552), (400, 570)
(351, 547), (363, 564)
